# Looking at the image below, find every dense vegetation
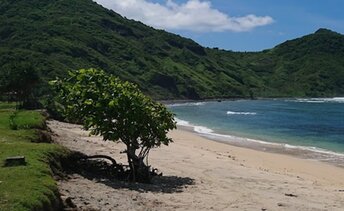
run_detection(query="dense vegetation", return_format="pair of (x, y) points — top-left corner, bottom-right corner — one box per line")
(0, 0), (343, 99)
(0, 62), (40, 108)
(51, 68), (176, 182)
(0, 103), (66, 210)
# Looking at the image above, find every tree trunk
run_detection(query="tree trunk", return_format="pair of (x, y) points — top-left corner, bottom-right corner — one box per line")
(126, 145), (151, 183)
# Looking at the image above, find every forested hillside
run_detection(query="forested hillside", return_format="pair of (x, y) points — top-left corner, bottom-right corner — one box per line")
(0, 0), (343, 99)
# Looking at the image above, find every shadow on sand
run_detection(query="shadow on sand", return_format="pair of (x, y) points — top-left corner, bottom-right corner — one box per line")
(101, 175), (195, 193)
(61, 152), (195, 194)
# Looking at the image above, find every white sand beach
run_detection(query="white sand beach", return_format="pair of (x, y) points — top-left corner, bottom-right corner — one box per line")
(49, 120), (344, 210)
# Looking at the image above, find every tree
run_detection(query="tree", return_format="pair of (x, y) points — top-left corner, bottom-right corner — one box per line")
(50, 68), (176, 182)
(0, 62), (40, 108)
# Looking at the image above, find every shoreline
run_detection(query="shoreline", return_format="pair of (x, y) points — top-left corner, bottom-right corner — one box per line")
(168, 98), (344, 168)
(50, 120), (344, 210)
(160, 96), (344, 105)
(167, 129), (344, 185)
(176, 122), (344, 169)
(158, 97), (252, 105)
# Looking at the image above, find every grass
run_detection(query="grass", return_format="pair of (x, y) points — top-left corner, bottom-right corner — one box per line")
(0, 102), (67, 211)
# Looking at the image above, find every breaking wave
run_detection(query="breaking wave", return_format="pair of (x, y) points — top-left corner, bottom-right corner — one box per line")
(227, 111), (257, 115)
(167, 102), (206, 107)
(174, 117), (344, 163)
(287, 97), (344, 104)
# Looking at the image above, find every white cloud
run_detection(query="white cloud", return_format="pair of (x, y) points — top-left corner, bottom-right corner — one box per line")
(94, 0), (274, 32)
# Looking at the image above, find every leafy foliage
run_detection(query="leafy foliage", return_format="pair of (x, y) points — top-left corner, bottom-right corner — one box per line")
(0, 0), (343, 99)
(0, 62), (40, 108)
(51, 68), (176, 182)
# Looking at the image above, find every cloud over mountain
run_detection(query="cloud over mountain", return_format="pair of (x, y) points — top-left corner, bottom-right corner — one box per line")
(94, 0), (274, 32)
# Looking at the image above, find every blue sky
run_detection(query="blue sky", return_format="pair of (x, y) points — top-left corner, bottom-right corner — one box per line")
(95, 0), (344, 51)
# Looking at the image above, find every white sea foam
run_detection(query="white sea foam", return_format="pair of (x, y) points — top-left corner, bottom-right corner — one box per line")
(284, 144), (344, 157)
(227, 111), (257, 115)
(174, 117), (344, 160)
(245, 138), (280, 146)
(174, 118), (191, 126)
(287, 99), (325, 103)
(175, 117), (278, 146)
(323, 97), (344, 103)
(211, 131), (344, 158)
(194, 126), (214, 133)
(168, 102), (206, 107)
(175, 118), (213, 133)
(303, 100), (325, 103)
(288, 97), (344, 104)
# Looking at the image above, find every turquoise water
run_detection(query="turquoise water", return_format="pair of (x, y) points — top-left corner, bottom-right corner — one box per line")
(168, 98), (344, 155)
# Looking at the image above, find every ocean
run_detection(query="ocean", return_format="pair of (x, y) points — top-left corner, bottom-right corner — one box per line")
(167, 98), (344, 166)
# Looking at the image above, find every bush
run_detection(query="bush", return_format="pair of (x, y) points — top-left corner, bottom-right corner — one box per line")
(50, 68), (176, 182)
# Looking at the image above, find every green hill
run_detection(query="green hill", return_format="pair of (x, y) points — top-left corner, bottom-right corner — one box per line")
(0, 0), (343, 99)
(263, 29), (344, 97)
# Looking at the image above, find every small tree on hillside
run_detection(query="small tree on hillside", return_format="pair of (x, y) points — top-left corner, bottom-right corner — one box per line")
(0, 62), (39, 108)
(50, 69), (176, 182)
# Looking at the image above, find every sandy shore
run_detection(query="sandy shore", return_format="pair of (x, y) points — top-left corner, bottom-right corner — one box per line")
(49, 120), (344, 210)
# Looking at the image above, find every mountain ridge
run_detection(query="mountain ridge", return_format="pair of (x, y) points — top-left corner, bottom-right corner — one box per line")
(0, 0), (343, 99)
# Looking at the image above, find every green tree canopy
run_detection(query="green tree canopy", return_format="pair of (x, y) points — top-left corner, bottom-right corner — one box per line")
(0, 62), (39, 108)
(51, 68), (176, 182)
